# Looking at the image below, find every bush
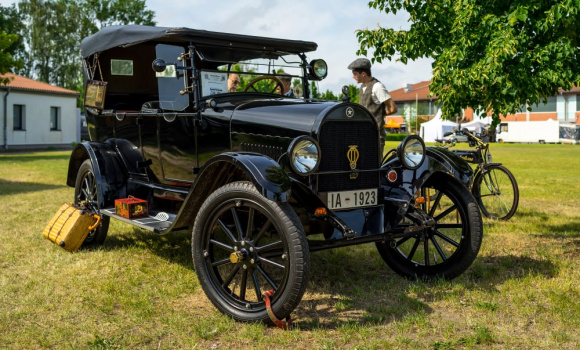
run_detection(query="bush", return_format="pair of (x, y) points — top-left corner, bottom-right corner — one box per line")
(385, 133), (409, 141)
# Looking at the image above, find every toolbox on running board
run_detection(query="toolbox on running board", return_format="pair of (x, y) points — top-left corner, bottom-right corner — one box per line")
(115, 197), (148, 219)
(42, 203), (101, 252)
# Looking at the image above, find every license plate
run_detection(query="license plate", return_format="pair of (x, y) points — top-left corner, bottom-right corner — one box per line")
(327, 189), (378, 210)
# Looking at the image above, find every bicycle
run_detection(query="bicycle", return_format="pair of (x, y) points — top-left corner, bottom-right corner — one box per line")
(441, 129), (519, 220)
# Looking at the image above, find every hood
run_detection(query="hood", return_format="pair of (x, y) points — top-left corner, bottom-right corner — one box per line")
(231, 99), (341, 139)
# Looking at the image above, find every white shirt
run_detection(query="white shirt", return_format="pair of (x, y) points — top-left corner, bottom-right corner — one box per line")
(361, 81), (392, 104)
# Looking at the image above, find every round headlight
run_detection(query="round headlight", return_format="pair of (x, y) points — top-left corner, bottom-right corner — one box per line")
(288, 136), (320, 175)
(397, 135), (425, 170)
(309, 59), (328, 80)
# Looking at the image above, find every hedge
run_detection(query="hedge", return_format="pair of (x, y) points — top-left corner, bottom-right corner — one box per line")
(385, 133), (409, 141)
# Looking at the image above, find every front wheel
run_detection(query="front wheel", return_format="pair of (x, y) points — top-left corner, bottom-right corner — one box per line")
(377, 176), (483, 280)
(192, 181), (310, 323)
(472, 165), (519, 220)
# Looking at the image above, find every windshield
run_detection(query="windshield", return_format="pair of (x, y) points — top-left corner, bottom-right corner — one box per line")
(155, 44), (189, 111)
(200, 54), (305, 98)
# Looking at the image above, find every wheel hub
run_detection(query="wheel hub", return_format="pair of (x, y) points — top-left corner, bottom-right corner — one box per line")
(229, 250), (246, 263)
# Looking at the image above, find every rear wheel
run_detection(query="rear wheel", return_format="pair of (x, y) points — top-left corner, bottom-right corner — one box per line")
(74, 159), (109, 246)
(473, 165), (519, 220)
(377, 177), (482, 280)
(192, 181), (309, 322)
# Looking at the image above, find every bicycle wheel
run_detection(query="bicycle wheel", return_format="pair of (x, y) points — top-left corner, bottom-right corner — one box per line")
(472, 164), (519, 220)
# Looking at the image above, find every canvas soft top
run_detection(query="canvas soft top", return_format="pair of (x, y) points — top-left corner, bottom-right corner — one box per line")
(81, 25), (318, 59)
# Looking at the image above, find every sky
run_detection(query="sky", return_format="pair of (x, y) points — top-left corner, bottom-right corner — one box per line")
(1, 0), (434, 93)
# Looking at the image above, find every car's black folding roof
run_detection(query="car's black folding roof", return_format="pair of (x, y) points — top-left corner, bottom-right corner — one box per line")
(81, 25), (318, 59)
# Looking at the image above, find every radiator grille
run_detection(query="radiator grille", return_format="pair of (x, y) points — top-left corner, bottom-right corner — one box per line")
(317, 120), (379, 192)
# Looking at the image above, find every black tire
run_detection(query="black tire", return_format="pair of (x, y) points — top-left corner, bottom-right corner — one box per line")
(472, 165), (519, 220)
(376, 177), (482, 280)
(192, 181), (309, 322)
(74, 159), (110, 246)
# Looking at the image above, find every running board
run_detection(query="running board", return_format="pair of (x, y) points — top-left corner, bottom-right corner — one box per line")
(101, 208), (174, 233)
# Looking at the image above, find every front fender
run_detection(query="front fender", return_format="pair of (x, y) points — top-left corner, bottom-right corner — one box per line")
(382, 148), (474, 202)
(172, 152), (292, 230)
(67, 140), (127, 208)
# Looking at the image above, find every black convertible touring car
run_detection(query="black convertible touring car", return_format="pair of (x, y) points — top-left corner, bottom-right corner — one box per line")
(67, 25), (482, 324)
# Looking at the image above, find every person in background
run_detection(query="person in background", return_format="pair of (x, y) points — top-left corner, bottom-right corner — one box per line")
(228, 73), (240, 92)
(348, 58), (397, 154)
(276, 73), (294, 97)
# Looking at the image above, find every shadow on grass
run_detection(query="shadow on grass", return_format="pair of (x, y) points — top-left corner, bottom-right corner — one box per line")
(99, 228), (194, 268)
(0, 179), (67, 195)
(91, 228), (559, 330)
(0, 153), (71, 163)
(504, 207), (580, 238)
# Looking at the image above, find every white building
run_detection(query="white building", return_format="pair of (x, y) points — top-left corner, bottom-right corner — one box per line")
(1, 73), (79, 150)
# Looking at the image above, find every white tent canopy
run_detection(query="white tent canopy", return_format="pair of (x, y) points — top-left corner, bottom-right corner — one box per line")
(420, 110), (458, 143)
(461, 116), (493, 134)
(420, 112), (494, 142)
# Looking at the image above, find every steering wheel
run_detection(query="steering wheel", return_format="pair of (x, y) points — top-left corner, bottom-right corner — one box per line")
(243, 75), (285, 94)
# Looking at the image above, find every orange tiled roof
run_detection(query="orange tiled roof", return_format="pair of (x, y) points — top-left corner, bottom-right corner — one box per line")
(0, 72), (78, 96)
(389, 80), (436, 103)
(391, 80), (580, 102)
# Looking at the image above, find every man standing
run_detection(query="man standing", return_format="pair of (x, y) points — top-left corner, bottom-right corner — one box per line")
(348, 58), (397, 154)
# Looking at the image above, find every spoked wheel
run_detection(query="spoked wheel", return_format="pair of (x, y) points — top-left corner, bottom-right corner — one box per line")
(74, 159), (109, 246)
(377, 177), (482, 280)
(473, 164), (519, 220)
(192, 181), (309, 322)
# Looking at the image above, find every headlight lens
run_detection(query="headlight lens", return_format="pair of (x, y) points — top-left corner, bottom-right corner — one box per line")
(308, 59), (328, 80)
(289, 137), (320, 175)
(397, 135), (425, 170)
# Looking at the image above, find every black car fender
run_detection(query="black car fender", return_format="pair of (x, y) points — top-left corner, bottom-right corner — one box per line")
(66, 140), (127, 207)
(172, 152), (292, 230)
(382, 153), (472, 230)
(424, 146), (474, 187)
(382, 150), (474, 209)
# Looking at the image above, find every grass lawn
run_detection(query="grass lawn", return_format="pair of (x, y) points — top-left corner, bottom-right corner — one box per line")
(0, 143), (579, 349)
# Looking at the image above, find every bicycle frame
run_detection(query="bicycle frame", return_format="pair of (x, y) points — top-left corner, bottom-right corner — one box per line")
(448, 131), (500, 189)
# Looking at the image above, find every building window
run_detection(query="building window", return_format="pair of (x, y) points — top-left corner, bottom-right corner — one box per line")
(13, 104), (25, 130)
(577, 98), (580, 112)
(529, 96), (557, 113)
(50, 107), (60, 131)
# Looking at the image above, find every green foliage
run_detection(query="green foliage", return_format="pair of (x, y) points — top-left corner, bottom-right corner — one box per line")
(310, 81), (321, 98)
(0, 4), (25, 77)
(385, 133), (408, 141)
(0, 31), (19, 85)
(357, 0), (580, 128)
(320, 89), (339, 100)
(348, 84), (360, 103)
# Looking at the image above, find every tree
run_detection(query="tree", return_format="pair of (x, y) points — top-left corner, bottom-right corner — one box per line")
(356, 0), (580, 127)
(347, 84), (360, 103)
(0, 31), (20, 85)
(320, 89), (338, 101)
(15, 0), (155, 101)
(0, 4), (25, 78)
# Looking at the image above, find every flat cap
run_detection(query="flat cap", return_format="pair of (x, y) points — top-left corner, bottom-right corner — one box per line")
(347, 58), (371, 70)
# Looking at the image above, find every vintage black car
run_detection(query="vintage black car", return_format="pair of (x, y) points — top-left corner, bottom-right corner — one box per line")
(67, 25), (482, 324)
